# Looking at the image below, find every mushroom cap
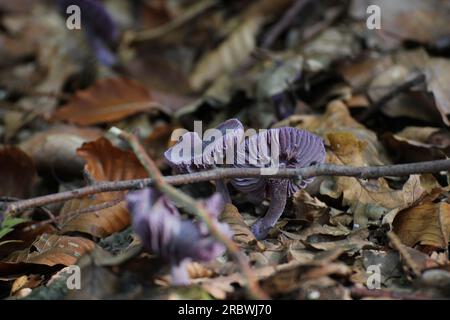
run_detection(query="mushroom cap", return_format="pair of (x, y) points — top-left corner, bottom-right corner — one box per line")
(164, 119), (245, 173)
(164, 131), (207, 173)
(126, 189), (231, 264)
(231, 127), (326, 198)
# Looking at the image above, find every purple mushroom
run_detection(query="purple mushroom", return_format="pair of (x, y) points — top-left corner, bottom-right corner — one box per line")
(231, 127), (326, 239)
(126, 188), (231, 285)
(164, 119), (245, 203)
(57, 0), (120, 66)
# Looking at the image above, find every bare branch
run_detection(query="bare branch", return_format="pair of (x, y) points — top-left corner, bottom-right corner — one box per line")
(5, 158), (450, 215)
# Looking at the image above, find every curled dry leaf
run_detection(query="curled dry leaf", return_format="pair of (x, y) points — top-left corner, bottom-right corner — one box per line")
(59, 138), (148, 237)
(303, 229), (374, 256)
(20, 125), (103, 177)
(292, 189), (329, 223)
(4, 233), (95, 266)
(186, 262), (214, 280)
(259, 260), (350, 296)
(10, 274), (43, 296)
(351, 0), (450, 49)
(220, 204), (262, 249)
(52, 77), (160, 126)
(393, 202), (450, 250)
(189, 16), (264, 90)
(0, 146), (36, 198)
(323, 132), (428, 227)
(0, 221), (57, 260)
(383, 126), (450, 163)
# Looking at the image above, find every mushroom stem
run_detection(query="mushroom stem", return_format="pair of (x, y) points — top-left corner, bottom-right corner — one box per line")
(215, 179), (231, 203)
(170, 260), (190, 286)
(251, 179), (288, 240)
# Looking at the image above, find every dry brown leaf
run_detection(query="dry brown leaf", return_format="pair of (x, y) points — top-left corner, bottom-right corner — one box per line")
(59, 138), (148, 237)
(383, 127), (450, 163)
(292, 190), (329, 222)
(220, 204), (262, 249)
(393, 202), (450, 249)
(186, 262), (214, 280)
(351, 0), (450, 49)
(0, 146), (36, 198)
(11, 274), (43, 296)
(20, 125), (103, 177)
(52, 78), (159, 126)
(303, 229), (374, 255)
(323, 131), (427, 227)
(4, 233), (95, 266)
(0, 221), (57, 260)
(189, 16), (264, 90)
(260, 260), (350, 296)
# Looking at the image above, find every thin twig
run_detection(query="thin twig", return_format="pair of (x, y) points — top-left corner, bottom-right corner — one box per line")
(351, 286), (430, 300)
(357, 72), (426, 122)
(261, 0), (311, 49)
(57, 199), (123, 229)
(123, 0), (217, 45)
(5, 158), (450, 215)
(108, 127), (268, 300)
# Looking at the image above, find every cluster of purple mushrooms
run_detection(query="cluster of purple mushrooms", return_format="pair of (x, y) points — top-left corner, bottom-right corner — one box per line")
(126, 119), (325, 285)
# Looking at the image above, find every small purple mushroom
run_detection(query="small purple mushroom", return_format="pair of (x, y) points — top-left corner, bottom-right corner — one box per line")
(232, 127), (326, 239)
(126, 188), (231, 285)
(164, 119), (245, 203)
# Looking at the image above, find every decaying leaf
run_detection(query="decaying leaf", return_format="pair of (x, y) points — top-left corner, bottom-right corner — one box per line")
(260, 257), (350, 296)
(220, 204), (261, 248)
(189, 16), (264, 90)
(292, 189), (329, 223)
(383, 126), (450, 163)
(393, 202), (450, 249)
(351, 0), (450, 48)
(52, 78), (160, 126)
(310, 107), (427, 227)
(20, 125), (103, 176)
(59, 138), (148, 237)
(0, 146), (36, 198)
(4, 233), (95, 266)
(303, 229), (374, 255)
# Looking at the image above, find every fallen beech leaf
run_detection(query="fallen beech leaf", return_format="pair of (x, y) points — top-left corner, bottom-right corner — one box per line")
(303, 229), (374, 255)
(4, 233), (95, 266)
(76, 138), (148, 195)
(383, 126), (450, 163)
(351, 0), (450, 49)
(186, 262), (214, 280)
(11, 274), (43, 296)
(324, 131), (426, 227)
(292, 190), (329, 223)
(393, 202), (450, 249)
(20, 125), (103, 177)
(0, 221), (57, 260)
(0, 146), (36, 198)
(220, 204), (260, 248)
(52, 77), (159, 126)
(59, 138), (148, 237)
(189, 16), (264, 90)
(260, 260), (350, 296)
